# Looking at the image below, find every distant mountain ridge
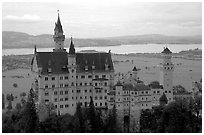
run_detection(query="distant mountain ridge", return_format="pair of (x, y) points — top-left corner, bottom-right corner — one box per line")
(2, 31), (202, 49)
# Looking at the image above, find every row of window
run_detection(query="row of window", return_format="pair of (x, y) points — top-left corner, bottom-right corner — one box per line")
(153, 91), (161, 94)
(116, 103), (149, 107)
(76, 75), (107, 79)
(164, 67), (173, 70)
(45, 75), (110, 81)
(55, 101), (108, 109)
(117, 97), (149, 102)
(95, 96), (107, 100)
(45, 76), (69, 81)
(54, 96), (90, 101)
(164, 90), (172, 93)
(44, 81), (108, 89)
(45, 88), (108, 96)
(118, 90), (151, 95)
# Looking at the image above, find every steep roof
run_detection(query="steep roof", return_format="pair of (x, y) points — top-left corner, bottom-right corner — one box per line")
(34, 51), (114, 74)
(36, 52), (68, 74)
(134, 84), (150, 91)
(132, 66), (140, 71)
(76, 52), (114, 73)
(54, 13), (63, 33)
(69, 37), (75, 54)
(122, 83), (150, 91)
(161, 47), (172, 54)
(115, 81), (123, 86)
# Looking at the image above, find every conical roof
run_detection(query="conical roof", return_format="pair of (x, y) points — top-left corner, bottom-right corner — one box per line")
(161, 47), (172, 54)
(69, 37), (75, 54)
(132, 66), (140, 71)
(55, 12), (63, 33)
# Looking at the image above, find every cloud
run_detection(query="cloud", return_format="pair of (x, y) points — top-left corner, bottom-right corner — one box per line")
(4, 14), (41, 22)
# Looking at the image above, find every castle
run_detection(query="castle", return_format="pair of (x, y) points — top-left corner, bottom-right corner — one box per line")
(31, 13), (114, 120)
(31, 13), (174, 128)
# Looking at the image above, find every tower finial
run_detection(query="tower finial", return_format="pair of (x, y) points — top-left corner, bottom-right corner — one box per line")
(69, 35), (75, 54)
(34, 45), (37, 53)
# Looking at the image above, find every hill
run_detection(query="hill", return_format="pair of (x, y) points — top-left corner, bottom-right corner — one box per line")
(2, 31), (202, 49)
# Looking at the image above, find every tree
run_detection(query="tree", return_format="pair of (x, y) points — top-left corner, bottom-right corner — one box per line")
(106, 105), (119, 132)
(6, 94), (11, 101)
(39, 114), (61, 133)
(140, 109), (153, 132)
(10, 93), (14, 101)
(20, 92), (26, 97)
(46, 102), (55, 117)
(7, 100), (12, 110)
(15, 103), (22, 111)
(173, 85), (186, 94)
(13, 83), (18, 88)
(193, 95), (202, 119)
(21, 98), (26, 107)
(23, 88), (38, 133)
(149, 81), (160, 88)
(158, 99), (201, 133)
(3, 93), (5, 109)
(159, 93), (168, 106)
(74, 102), (85, 132)
(88, 96), (97, 132)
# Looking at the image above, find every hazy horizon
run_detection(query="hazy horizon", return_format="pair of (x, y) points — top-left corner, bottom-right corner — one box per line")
(2, 2), (202, 38)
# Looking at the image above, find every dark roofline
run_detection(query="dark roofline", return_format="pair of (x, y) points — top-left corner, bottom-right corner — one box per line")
(161, 47), (172, 54)
(92, 78), (109, 81)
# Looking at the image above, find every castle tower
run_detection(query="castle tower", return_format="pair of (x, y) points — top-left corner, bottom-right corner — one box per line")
(160, 47), (174, 102)
(114, 81), (125, 132)
(67, 36), (77, 114)
(53, 10), (66, 52)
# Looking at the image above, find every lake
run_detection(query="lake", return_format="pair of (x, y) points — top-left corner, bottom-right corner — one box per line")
(2, 44), (202, 56)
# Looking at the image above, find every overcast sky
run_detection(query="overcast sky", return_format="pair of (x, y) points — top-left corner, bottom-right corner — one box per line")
(2, 2), (202, 38)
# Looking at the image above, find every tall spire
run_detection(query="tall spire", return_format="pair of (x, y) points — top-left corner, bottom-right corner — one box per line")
(34, 45), (37, 53)
(55, 10), (63, 33)
(69, 36), (75, 54)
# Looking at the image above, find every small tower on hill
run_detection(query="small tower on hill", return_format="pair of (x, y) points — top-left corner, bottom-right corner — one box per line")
(132, 66), (140, 80)
(160, 47), (174, 103)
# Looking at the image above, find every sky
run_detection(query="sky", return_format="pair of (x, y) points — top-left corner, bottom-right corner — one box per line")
(2, 1), (202, 38)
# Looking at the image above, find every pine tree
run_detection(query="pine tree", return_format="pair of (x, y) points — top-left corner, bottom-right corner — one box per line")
(159, 93), (168, 106)
(7, 100), (12, 110)
(88, 96), (97, 132)
(106, 105), (119, 132)
(24, 88), (38, 133)
(74, 102), (85, 132)
(2, 93), (5, 109)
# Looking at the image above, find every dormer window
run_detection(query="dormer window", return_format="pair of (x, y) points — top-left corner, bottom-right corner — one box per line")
(85, 65), (88, 71)
(48, 68), (52, 73)
(48, 60), (51, 66)
(38, 67), (42, 73)
(105, 64), (109, 70)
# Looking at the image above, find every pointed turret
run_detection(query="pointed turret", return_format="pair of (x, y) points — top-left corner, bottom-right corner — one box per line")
(55, 11), (63, 33)
(161, 47), (172, 54)
(69, 36), (75, 54)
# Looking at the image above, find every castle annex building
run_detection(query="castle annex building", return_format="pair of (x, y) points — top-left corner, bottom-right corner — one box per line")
(31, 13), (114, 119)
